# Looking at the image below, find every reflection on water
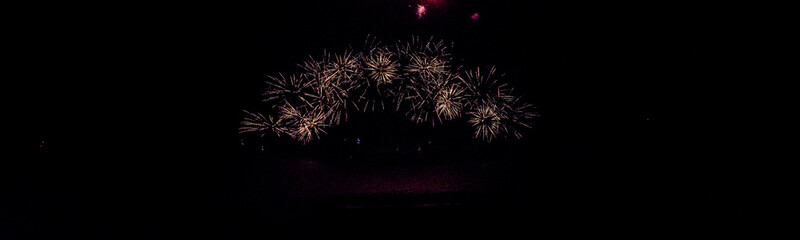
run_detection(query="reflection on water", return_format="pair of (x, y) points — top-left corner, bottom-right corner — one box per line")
(282, 156), (491, 198)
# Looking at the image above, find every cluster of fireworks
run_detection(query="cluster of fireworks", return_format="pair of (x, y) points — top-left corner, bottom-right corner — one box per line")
(240, 36), (537, 143)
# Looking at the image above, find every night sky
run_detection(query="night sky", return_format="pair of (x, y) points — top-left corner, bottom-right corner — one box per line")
(8, 0), (798, 239)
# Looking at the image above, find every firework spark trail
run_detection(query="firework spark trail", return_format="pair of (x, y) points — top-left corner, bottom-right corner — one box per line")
(313, 81), (350, 125)
(363, 50), (399, 85)
(405, 54), (448, 80)
(404, 76), (435, 124)
(239, 110), (289, 137)
(460, 66), (514, 108)
(468, 103), (501, 142)
(435, 82), (466, 121)
(241, 35), (536, 143)
(389, 36), (453, 114)
(460, 66), (538, 140)
(396, 36), (451, 60)
(325, 50), (361, 83)
(278, 102), (330, 143)
(495, 95), (538, 139)
(298, 51), (329, 83)
(305, 49), (365, 122)
(403, 73), (461, 125)
(295, 51), (347, 125)
(357, 47), (400, 111)
(291, 108), (330, 143)
(263, 73), (317, 108)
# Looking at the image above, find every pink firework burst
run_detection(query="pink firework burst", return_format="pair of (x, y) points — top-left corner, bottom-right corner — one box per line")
(470, 12), (480, 21)
(416, 4), (427, 19)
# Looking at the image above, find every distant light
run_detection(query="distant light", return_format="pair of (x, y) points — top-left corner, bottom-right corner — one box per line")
(470, 12), (479, 21)
(396, 147), (400, 151)
(416, 4), (427, 19)
(356, 138), (361, 145)
(428, 140), (431, 145)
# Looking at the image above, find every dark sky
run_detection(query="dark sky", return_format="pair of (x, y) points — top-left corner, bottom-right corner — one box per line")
(8, 0), (798, 238)
(12, 0), (785, 150)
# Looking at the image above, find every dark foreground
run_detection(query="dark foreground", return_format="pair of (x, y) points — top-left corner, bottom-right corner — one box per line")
(7, 128), (798, 239)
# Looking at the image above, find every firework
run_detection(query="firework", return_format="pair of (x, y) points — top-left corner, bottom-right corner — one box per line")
(401, 76), (432, 124)
(263, 73), (317, 108)
(396, 37), (453, 96)
(296, 49), (363, 121)
(396, 36), (451, 60)
(460, 66), (513, 107)
(356, 49), (399, 111)
(298, 52), (330, 83)
(384, 75), (413, 112)
(495, 95), (538, 139)
(405, 54), (448, 80)
(324, 49), (361, 83)
(461, 66), (536, 140)
(435, 82), (466, 121)
(467, 103), (501, 142)
(345, 35), (389, 111)
(470, 13), (480, 21)
(317, 93), (349, 125)
(416, 4), (427, 19)
(363, 49), (399, 85)
(238, 110), (289, 137)
(403, 73), (460, 125)
(240, 35), (536, 144)
(279, 102), (330, 144)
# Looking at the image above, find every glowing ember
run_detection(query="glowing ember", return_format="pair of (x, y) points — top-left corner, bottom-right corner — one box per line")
(470, 12), (479, 21)
(416, 4), (427, 19)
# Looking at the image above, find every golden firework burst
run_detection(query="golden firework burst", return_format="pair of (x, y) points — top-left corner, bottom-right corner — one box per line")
(279, 103), (330, 144)
(364, 50), (399, 85)
(435, 83), (466, 121)
(324, 50), (361, 83)
(241, 35), (536, 143)
(467, 103), (501, 142)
